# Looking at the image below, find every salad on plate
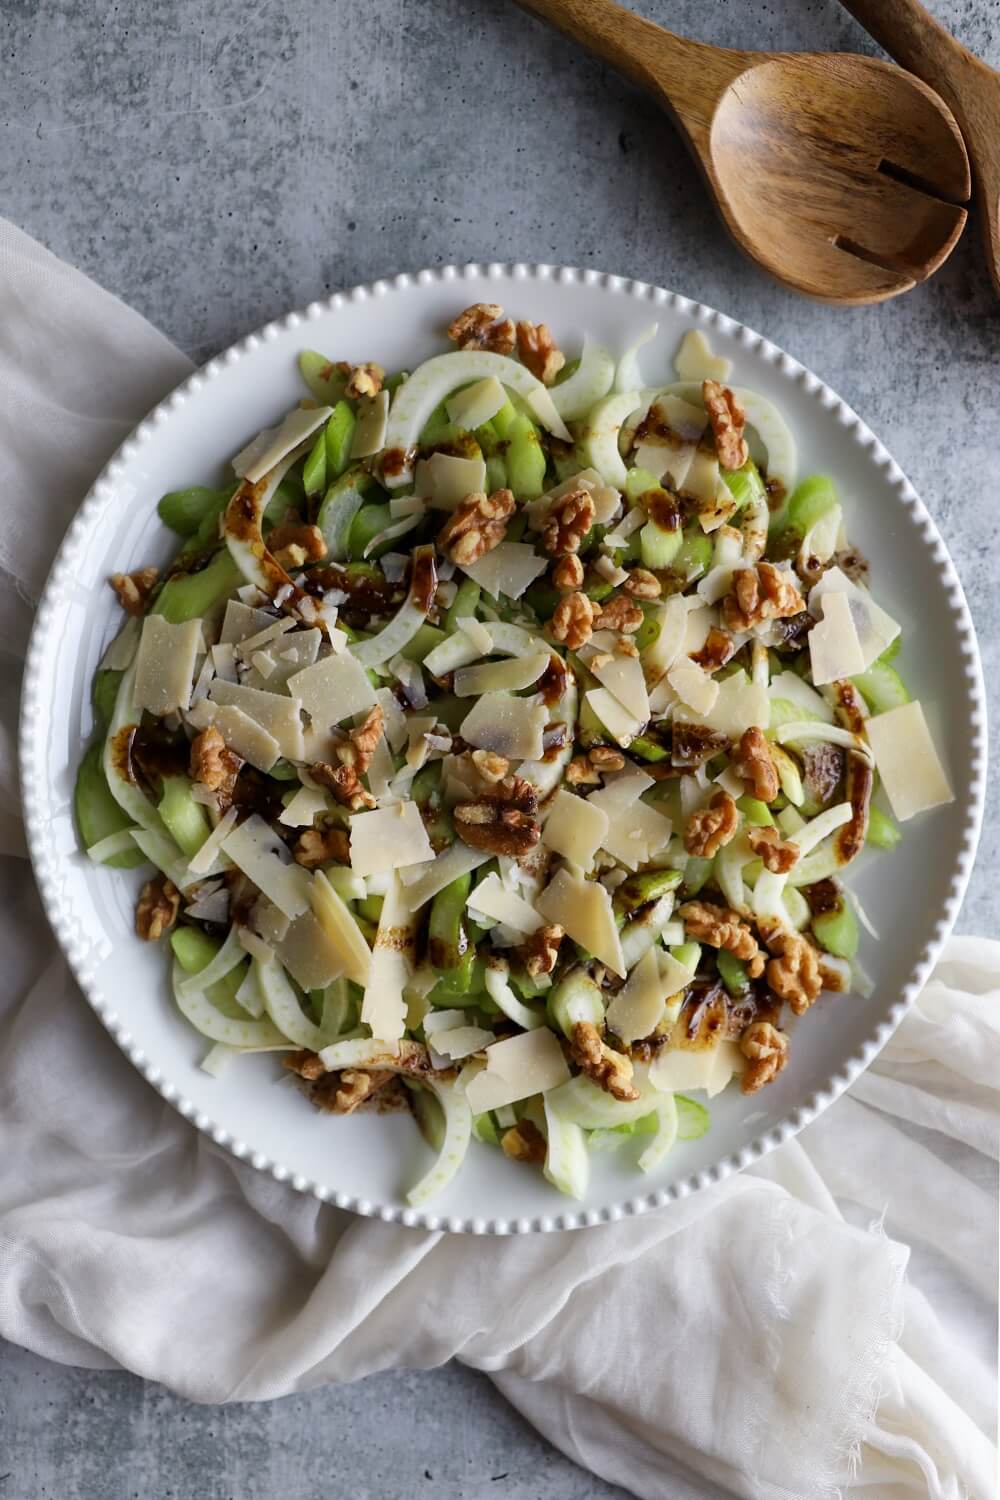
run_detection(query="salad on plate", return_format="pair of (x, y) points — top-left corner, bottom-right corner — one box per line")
(75, 302), (954, 1204)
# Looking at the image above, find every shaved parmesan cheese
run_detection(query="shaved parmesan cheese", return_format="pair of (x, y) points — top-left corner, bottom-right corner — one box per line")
(186, 805), (238, 878)
(603, 506), (645, 549)
(423, 1008), (468, 1037)
(674, 328), (732, 383)
(455, 615), (493, 655)
(648, 675), (679, 716)
(246, 628), (321, 692)
(467, 872), (543, 936)
(374, 687), (408, 752)
(186, 699), (280, 771)
(587, 767), (654, 816)
(453, 651), (549, 698)
(400, 843), (491, 909)
(287, 651), (376, 728)
(445, 375), (505, 430)
(413, 451), (487, 510)
(431, 1025), (494, 1061)
(233, 405), (332, 483)
(642, 595), (689, 680)
(222, 814), (311, 919)
(238, 616), (295, 655)
(133, 616), (201, 716)
(585, 687), (642, 747)
(715, 764), (745, 799)
(588, 650), (650, 724)
(361, 873), (414, 1043)
(366, 732), (396, 803)
(675, 669), (767, 738)
(461, 541), (547, 600)
(808, 590), (866, 685)
(864, 700), (953, 822)
(209, 680), (305, 762)
(537, 868), (626, 977)
(809, 567), (900, 670)
(278, 786), (329, 827)
(542, 788), (609, 870)
(275, 910), (344, 992)
(350, 389), (389, 459)
(349, 801), (434, 877)
(684, 446), (721, 506)
(219, 599), (278, 646)
(605, 946), (667, 1043)
(464, 1029), (570, 1115)
(460, 691), (546, 761)
(649, 1039), (743, 1097)
(598, 798), (672, 871)
(682, 606), (716, 658)
(668, 661), (719, 716)
(310, 869), (372, 986)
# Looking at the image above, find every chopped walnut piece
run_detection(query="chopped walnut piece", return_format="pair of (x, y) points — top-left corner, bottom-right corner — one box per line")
(311, 761), (376, 811)
(437, 488), (515, 566)
(550, 590), (597, 650)
(763, 927), (823, 1014)
(135, 876), (180, 941)
(326, 1068), (394, 1114)
(588, 746), (625, 771)
(702, 379), (749, 470)
(293, 825), (350, 868)
(571, 1021), (640, 1102)
(722, 562), (805, 633)
(453, 775), (540, 859)
(471, 748), (509, 784)
(732, 726), (780, 802)
(684, 790), (739, 857)
(740, 1021), (789, 1094)
(552, 553), (584, 592)
(268, 521), (326, 569)
(566, 754), (601, 786)
(515, 319), (565, 385)
(747, 825), (799, 874)
(189, 726), (243, 808)
(678, 899), (762, 969)
(594, 594), (643, 633)
(284, 1049), (326, 1082)
(690, 626), (736, 673)
(447, 302), (516, 355)
(337, 704), (384, 774)
(615, 636), (639, 658)
(344, 362), (384, 399)
(501, 1119), (547, 1164)
(623, 568), (661, 600)
(110, 566), (158, 617)
(541, 488), (594, 555)
(521, 923), (564, 978)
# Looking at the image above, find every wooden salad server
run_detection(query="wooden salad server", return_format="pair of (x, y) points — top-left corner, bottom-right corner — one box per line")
(515, 0), (971, 304)
(838, 0), (1000, 297)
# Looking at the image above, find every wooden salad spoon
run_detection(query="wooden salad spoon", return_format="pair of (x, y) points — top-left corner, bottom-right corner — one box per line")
(515, 0), (971, 304)
(838, 0), (1000, 296)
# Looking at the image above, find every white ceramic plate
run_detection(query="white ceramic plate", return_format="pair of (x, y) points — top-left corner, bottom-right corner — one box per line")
(20, 265), (987, 1234)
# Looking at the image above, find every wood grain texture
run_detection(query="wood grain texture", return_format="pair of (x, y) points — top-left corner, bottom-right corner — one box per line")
(515, 0), (971, 305)
(839, 0), (1000, 297)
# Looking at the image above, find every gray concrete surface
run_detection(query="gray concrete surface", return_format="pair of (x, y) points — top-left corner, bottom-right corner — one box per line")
(0, 0), (997, 1495)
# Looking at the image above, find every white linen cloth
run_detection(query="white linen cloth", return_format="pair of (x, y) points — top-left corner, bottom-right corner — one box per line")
(0, 220), (995, 1500)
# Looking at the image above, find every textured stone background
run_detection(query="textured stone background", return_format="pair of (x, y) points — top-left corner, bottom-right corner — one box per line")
(0, 0), (997, 1495)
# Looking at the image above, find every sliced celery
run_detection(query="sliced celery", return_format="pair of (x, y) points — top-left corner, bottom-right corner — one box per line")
(158, 776), (210, 858)
(153, 549), (242, 624)
(347, 502), (395, 560)
(504, 413), (546, 500)
(157, 486), (231, 537)
(74, 743), (144, 868)
(867, 804), (902, 850)
(852, 661), (910, 714)
(302, 431), (327, 497)
(737, 795), (775, 828)
(92, 668), (122, 731)
(547, 970), (604, 1039)
(812, 900), (859, 960)
(716, 949), (750, 998)
(640, 519), (683, 569)
(317, 467), (381, 562)
(625, 467), (661, 504)
(444, 577), (481, 634)
(325, 400), (357, 479)
(722, 458), (766, 514)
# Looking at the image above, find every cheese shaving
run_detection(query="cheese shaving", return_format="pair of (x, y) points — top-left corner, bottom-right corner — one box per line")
(413, 451), (488, 510)
(233, 404), (332, 483)
(464, 1029), (571, 1115)
(674, 328), (732, 383)
(667, 661), (719, 716)
(537, 868), (626, 977)
(287, 651), (376, 728)
(186, 699), (280, 772)
(864, 700), (953, 822)
(209, 679), (305, 762)
(460, 692), (546, 761)
(461, 541), (548, 600)
(133, 616), (201, 716)
(222, 814), (311, 919)
(349, 801), (434, 877)
(542, 788), (609, 871)
(808, 590), (867, 685)
(466, 872), (544, 936)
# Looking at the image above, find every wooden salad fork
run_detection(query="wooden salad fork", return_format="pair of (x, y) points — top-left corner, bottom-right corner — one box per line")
(838, 0), (1000, 297)
(515, 0), (972, 304)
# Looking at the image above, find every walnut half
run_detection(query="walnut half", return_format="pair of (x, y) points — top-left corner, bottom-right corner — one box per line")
(678, 899), (764, 976)
(684, 790), (739, 858)
(453, 775), (541, 859)
(135, 876), (180, 941)
(702, 379), (749, 470)
(448, 303), (516, 355)
(571, 1021), (640, 1102)
(437, 488), (515, 566)
(740, 1021), (789, 1094)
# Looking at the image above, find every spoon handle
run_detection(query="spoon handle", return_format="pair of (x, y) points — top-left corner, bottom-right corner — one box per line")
(840, 0), (1000, 295)
(512, 0), (749, 131)
(838, 0), (980, 85)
